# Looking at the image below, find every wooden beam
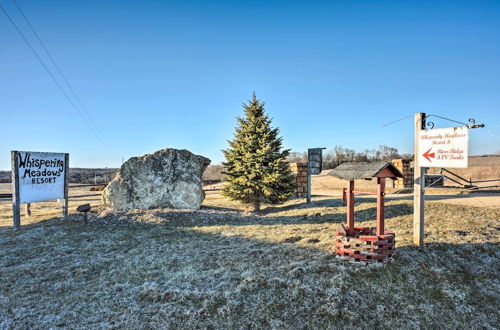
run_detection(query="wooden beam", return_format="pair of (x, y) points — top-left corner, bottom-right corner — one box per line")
(11, 150), (20, 229)
(376, 177), (385, 236)
(25, 203), (31, 217)
(346, 180), (355, 236)
(62, 153), (69, 217)
(306, 164), (311, 203)
(352, 190), (377, 195)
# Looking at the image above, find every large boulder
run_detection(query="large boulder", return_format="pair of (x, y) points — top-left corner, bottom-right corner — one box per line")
(102, 149), (210, 211)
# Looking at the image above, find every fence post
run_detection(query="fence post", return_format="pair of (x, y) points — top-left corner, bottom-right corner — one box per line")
(25, 203), (31, 217)
(346, 180), (355, 236)
(62, 153), (69, 217)
(11, 151), (21, 229)
(376, 177), (385, 236)
(306, 164), (311, 203)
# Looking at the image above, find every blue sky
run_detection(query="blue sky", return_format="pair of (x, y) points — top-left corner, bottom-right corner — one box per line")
(1, 0), (499, 169)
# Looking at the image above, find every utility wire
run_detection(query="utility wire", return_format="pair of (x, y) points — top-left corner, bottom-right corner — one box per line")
(0, 3), (116, 156)
(11, 0), (113, 153)
(381, 114), (413, 128)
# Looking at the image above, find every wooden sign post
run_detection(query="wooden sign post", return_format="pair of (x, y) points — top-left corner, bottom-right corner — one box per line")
(413, 113), (426, 246)
(11, 151), (69, 229)
(413, 113), (481, 245)
(63, 153), (69, 217)
(11, 151), (21, 229)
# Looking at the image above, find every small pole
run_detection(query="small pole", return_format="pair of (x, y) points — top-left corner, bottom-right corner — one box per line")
(376, 177), (385, 236)
(306, 148), (325, 203)
(11, 151), (21, 229)
(62, 153), (69, 217)
(306, 163), (311, 203)
(25, 203), (31, 217)
(346, 180), (355, 236)
(413, 113), (426, 246)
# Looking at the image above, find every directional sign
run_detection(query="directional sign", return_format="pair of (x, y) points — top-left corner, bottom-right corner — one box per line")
(418, 127), (468, 168)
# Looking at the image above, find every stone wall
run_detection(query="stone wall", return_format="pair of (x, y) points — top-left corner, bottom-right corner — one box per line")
(392, 159), (414, 188)
(391, 159), (443, 188)
(424, 174), (445, 188)
(289, 162), (308, 198)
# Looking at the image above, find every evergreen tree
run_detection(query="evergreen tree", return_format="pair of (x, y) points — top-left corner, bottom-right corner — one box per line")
(222, 94), (295, 211)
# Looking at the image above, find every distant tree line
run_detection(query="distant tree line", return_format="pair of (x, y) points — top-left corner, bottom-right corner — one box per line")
(288, 145), (412, 170)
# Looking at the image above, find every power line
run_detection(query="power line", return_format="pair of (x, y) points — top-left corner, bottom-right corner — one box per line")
(11, 0), (112, 152)
(0, 3), (116, 157)
(381, 114), (413, 128)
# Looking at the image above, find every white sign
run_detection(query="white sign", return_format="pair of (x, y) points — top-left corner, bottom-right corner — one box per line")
(418, 127), (468, 168)
(14, 151), (67, 203)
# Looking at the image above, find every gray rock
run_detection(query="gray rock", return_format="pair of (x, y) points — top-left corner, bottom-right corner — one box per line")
(102, 149), (210, 211)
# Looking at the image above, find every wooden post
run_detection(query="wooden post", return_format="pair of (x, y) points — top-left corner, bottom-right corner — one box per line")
(11, 150), (21, 229)
(346, 180), (355, 236)
(25, 203), (31, 217)
(306, 148), (325, 203)
(413, 113), (426, 246)
(376, 177), (385, 236)
(62, 153), (69, 217)
(306, 163), (311, 203)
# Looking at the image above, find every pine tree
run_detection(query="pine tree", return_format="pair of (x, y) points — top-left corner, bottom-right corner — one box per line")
(222, 93), (295, 211)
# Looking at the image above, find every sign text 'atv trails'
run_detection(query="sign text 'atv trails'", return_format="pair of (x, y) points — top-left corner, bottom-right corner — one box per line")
(418, 126), (468, 168)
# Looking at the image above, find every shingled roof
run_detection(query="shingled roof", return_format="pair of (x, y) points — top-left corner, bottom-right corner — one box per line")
(328, 161), (403, 181)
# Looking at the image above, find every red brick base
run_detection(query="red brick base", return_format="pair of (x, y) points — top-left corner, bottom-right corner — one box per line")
(335, 227), (395, 263)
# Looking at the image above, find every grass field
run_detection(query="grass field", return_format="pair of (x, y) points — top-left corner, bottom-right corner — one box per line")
(426, 155), (500, 187)
(0, 184), (499, 329)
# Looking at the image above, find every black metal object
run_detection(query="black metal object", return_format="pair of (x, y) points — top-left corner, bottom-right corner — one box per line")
(77, 204), (91, 212)
(425, 114), (485, 130)
(441, 168), (470, 183)
(442, 174), (465, 186)
(441, 168), (500, 189)
(77, 203), (91, 223)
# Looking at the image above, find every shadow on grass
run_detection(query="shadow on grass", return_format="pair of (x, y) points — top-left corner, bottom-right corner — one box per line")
(259, 198), (345, 214)
(0, 210), (498, 329)
(0, 202), (413, 235)
(262, 196), (396, 215)
(146, 202), (413, 227)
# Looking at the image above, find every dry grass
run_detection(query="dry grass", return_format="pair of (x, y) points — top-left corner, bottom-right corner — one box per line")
(427, 155), (500, 187)
(0, 187), (499, 329)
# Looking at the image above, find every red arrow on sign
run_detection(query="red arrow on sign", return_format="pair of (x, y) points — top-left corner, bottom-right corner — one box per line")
(422, 148), (435, 162)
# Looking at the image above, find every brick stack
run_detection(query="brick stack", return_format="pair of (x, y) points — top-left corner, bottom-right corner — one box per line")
(425, 174), (444, 187)
(391, 159), (413, 188)
(289, 162), (308, 198)
(335, 227), (396, 263)
(391, 159), (444, 188)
